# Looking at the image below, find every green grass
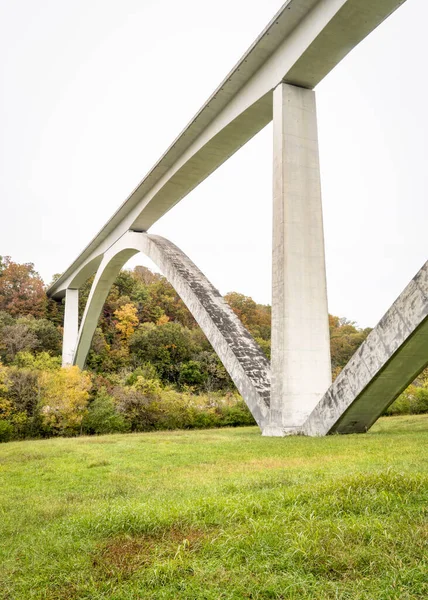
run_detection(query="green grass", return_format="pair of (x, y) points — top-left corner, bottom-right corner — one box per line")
(0, 415), (427, 599)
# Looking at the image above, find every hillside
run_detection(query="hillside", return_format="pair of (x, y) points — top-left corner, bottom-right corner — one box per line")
(2, 255), (390, 443)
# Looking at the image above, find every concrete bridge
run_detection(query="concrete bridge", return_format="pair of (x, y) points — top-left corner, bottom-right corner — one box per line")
(48, 0), (427, 436)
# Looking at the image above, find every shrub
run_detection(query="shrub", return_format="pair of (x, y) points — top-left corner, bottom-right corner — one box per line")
(13, 351), (61, 371)
(0, 419), (14, 442)
(113, 385), (161, 431)
(386, 385), (428, 416)
(40, 367), (92, 435)
(178, 360), (206, 387)
(124, 363), (159, 386)
(82, 388), (128, 435)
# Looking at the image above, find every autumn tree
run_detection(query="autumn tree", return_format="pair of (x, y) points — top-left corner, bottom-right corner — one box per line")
(0, 323), (39, 361)
(0, 257), (46, 317)
(40, 366), (91, 434)
(114, 303), (139, 343)
(329, 315), (371, 375)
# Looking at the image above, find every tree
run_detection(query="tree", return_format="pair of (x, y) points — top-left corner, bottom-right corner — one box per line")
(329, 315), (371, 374)
(17, 317), (62, 355)
(140, 277), (196, 328)
(0, 311), (14, 330)
(225, 292), (271, 340)
(0, 324), (39, 361)
(82, 388), (127, 434)
(129, 322), (196, 383)
(0, 257), (46, 317)
(40, 366), (91, 434)
(5, 367), (40, 416)
(114, 303), (139, 343)
(133, 265), (161, 286)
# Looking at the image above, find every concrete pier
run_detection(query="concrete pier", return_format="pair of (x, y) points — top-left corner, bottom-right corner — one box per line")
(50, 1), (414, 437)
(62, 288), (79, 366)
(268, 83), (331, 435)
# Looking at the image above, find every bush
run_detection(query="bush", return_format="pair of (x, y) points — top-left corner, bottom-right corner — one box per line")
(40, 366), (92, 435)
(82, 388), (128, 435)
(386, 385), (428, 416)
(0, 419), (14, 442)
(178, 360), (206, 387)
(13, 351), (61, 371)
(113, 385), (161, 431)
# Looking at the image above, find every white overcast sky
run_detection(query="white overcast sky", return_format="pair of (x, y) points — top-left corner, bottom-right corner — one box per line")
(1, 0), (427, 328)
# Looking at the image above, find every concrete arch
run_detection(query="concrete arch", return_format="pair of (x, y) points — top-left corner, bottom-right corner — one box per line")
(303, 260), (428, 436)
(68, 254), (104, 292)
(74, 231), (271, 428)
(67, 230), (428, 436)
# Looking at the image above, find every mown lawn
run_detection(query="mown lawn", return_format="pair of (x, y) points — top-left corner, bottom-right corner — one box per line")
(0, 415), (427, 599)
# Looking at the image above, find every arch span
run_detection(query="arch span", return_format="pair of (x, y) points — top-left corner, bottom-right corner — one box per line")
(74, 231), (271, 428)
(65, 232), (428, 437)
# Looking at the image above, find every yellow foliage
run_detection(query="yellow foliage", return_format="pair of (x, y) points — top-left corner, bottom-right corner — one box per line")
(0, 363), (11, 417)
(40, 366), (91, 433)
(133, 375), (163, 397)
(156, 314), (170, 326)
(114, 303), (139, 342)
(0, 397), (13, 419)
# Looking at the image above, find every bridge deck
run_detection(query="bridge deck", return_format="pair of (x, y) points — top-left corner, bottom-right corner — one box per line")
(47, 0), (406, 299)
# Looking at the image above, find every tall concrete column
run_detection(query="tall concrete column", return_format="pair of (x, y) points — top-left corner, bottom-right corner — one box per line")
(268, 82), (331, 435)
(62, 288), (79, 366)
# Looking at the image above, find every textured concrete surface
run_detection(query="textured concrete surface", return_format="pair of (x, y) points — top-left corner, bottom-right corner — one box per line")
(74, 232), (271, 427)
(48, 0), (408, 300)
(304, 261), (428, 436)
(268, 83), (331, 436)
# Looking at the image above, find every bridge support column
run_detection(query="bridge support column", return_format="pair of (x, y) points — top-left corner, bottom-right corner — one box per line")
(62, 288), (79, 366)
(267, 83), (331, 435)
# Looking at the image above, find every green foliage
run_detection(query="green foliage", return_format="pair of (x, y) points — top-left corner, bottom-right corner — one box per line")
(329, 315), (371, 374)
(386, 383), (428, 416)
(129, 322), (196, 382)
(178, 360), (206, 386)
(13, 351), (61, 371)
(124, 363), (159, 386)
(1, 254), (428, 442)
(111, 383), (255, 433)
(17, 317), (62, 355)
(0, 310), (14, 330)
(82, 388), (128, 435)
(0, 419), (13, 442)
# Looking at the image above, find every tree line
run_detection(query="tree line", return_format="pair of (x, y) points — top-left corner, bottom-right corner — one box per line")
(0, 255), (426, 442)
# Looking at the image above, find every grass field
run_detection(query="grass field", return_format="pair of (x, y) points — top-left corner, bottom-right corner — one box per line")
(0, 415), (427, 599)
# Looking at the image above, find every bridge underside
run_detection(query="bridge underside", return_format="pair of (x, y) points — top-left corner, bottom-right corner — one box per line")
(48, 0), (417, 436)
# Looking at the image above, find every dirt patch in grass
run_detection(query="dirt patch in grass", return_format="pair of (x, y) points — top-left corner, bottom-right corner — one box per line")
(87, 460), (111, 468)
(42, 582), (79, 600)
(1, 451), (48, 464)
(93, 526), (207, 578)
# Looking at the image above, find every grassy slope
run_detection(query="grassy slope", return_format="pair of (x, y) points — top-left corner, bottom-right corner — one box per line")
(0, 416), (427, 600)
